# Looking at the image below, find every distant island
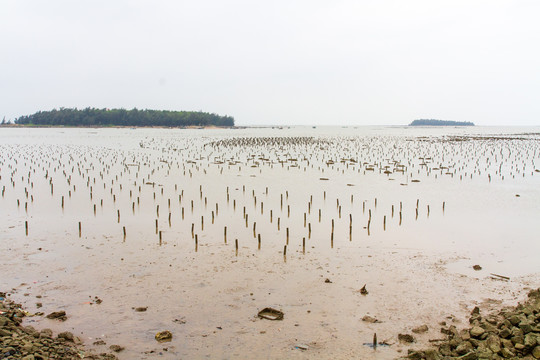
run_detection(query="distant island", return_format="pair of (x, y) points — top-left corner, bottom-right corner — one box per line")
(12, 108), (234, 127)
(409, 119), (474, 126)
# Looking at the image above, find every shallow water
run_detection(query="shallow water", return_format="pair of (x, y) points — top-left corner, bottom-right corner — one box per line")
(1, 126), (540, 359)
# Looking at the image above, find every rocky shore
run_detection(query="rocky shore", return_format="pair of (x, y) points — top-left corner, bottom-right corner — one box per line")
(0, 292), (117, 360)
(406, 288), (540, 360)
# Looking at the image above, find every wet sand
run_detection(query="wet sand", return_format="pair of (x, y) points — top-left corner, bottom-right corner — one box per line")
(1, 126), (539, 359)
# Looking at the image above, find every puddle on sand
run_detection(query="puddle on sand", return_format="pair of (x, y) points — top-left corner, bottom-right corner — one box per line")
(1, 126), (540, 359)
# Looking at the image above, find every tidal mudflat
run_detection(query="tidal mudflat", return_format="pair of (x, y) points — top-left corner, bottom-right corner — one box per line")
(1, 126), (539, 359)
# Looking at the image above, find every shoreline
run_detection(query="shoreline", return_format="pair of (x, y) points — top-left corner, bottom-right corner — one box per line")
(3, 288), (538, 359)
(1, 291), (118, 360)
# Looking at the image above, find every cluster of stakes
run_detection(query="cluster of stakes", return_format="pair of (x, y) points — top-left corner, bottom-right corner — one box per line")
(1, 132), (539, 260)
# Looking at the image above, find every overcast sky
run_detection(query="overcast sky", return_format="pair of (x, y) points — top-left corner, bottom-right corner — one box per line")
(1, 1), (539, 126)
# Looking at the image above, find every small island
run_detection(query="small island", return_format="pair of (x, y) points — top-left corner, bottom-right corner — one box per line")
(409, 119), (474, 126)
(12, 108), (234, 127)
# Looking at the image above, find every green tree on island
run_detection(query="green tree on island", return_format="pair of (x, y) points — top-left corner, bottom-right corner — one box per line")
(14, 108), (235, 127)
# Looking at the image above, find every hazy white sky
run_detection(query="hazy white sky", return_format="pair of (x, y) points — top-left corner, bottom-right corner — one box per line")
(1, 0), (539, 125)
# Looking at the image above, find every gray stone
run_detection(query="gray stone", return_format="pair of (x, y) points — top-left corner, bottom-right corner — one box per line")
(398, 333), (415, 343)
(57, 331), (74, 341)
(456, 341), (474, 355)
(520, 321), (534, 334)
(486, 334), (502, 354)
(500, 348), (514, 358)
(532, 345), (540, 359)
(412, 325), (429, 334)
(499, 327), (511, 339)
(470, 326), (486, 338)
(458, 351), (478, 360)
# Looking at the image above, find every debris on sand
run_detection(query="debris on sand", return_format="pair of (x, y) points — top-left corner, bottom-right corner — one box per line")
(155, 330), (173, 342)
(257, 308), (284, 321)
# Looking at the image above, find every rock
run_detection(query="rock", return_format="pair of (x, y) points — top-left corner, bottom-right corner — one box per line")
(486, 334), (501, 354)
(439, 343), (452, 356)
(155, 330), (173, 342)
(362, 315), (379, 323)
(508, 315), (521, 326)
(407, 350), (423, 360)
(456, 341), (474, 355)
(57, 331), (74, 341)
(500, 347), (515, 358)
(532, 345), (540, 359)
(473, 265), (482, 271)
(0, 316), (8, 326)
(423, 349), (440, 360)
(499, 327), (512, 339)
(458, 352), (478, 360)
(39, 328), (53, 338)
(412, 325), (429, 334)
(524, 333), (538, 348)
(398, 334), (415, 343)
(324, 278), (332, 283)
(470, 326), (485, 338)
(134, 307), (147, 312)
(46, 310), (67, 321)
(520, 321), (534, 334)
(109, 344), (125, 352)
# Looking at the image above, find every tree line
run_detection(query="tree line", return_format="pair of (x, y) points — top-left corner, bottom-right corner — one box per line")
(14, 108), (235, 127)
(409, 119), (474, 126)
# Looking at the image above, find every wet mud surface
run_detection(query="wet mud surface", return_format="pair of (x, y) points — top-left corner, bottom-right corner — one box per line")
(1, 126), (539, 359)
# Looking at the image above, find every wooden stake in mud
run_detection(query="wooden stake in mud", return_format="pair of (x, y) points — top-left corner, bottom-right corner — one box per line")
(78, 221), (81, 237)
(25, 221), (28, 236)
(383, 215), (386, 231)
(195, 234), (198, 252)
(302, 237), (305, 254)
(258, 234), (261, 250)
(159, 231), (162, 245)
(224, 226), (227, 243)
(442, 201), (445, 212)
(373, 333), (377, 350)
(123, 226), (126, 241)
(117, 209), (120, 223)
(286, 227), (289, 245)
(235, 239), (239, 256)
